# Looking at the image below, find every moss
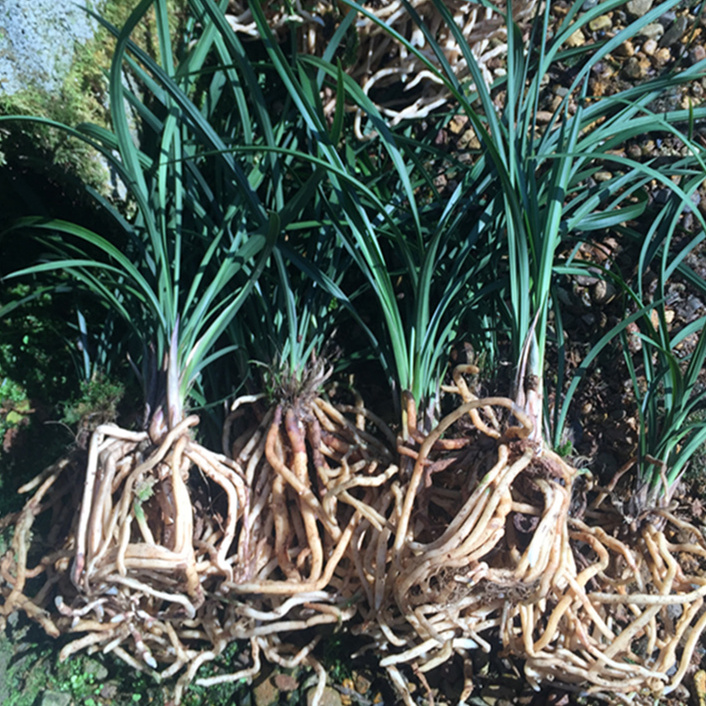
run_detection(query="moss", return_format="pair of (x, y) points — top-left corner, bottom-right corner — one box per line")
(0, 0), (186, 194)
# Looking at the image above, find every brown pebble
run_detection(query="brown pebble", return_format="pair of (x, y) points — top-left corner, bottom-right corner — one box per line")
(614, 40), (635, 57)
(535, 111), (555, 124)
(652, 47), (671, 66)
(254, 676), (280, 706)
(354, 673), (372, 694)
(274, 674), (299, 692)
(642, 38), (658, 55)
(449, 115), (468, 135)
(307, 686), (343, 706)
(622, 56), (648, 79)
(627, 144), (642, 160)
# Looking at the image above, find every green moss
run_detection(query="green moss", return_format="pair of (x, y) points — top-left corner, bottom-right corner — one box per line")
(61, 373), (124, 430)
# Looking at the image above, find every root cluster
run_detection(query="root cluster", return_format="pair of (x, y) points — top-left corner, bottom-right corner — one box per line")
(2, 369), (706, 703)
(225, 0), (536, 133)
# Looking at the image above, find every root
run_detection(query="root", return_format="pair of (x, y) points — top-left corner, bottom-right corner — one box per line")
(356, 367), (706, 703)
(4, 371), (706, 704)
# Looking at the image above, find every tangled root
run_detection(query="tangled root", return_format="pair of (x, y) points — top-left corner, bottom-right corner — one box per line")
(2, 373), (706, 704)
(516, 505), (706, 697)
(0, 389), (398, 704)
(223, 391), (398, 596)
(354, 367), (706, 704)
(226, 0), (536, 134)
(2, 415), (259, 692)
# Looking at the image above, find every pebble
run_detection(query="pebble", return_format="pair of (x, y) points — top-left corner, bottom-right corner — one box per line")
(622, 56), (649, 79)
(652, 47), (672, 66)
(642, 38), (658, 55)
(39, 694), (72, 706)
(274, 673), (299, 692)
(254, 675), (280, 706)
(307, 686), (343, 706)
(614, 40), (635, 57)
(626, 0), (653, 17)
(565, 28), (586, 47)
(535, 111), (555, 123)
(639, 23), (665, 41)
(83, 657), (109, 681)
(458, 128), (481, 150)
(589, 14), (613, 32)
(691, 45), (706, 64)
(641, 139), (655, 155)
(582, 0), (599, 9)
(449, 115), (468, 135)
(591, 280), (616, 305)
(693, 670), (706, 706)
(100, 683), (119, 700)
(627, 143), (642, 159)
(659, 15), (688, 47)
(354, 673), (372, 694)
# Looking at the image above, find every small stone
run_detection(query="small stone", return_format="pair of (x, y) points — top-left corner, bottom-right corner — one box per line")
(448, 115), (468, 135)
(458, 128), (481, 150)
(639, 23), (665, 41)
(614, 40), (635, 57)
(641, 139), (655, 155)
(594, 171), (613, 182)
(622, 56), (648, 79)
(589, 14), (612, 32)
(83, 657), (109, 681)
(691, 45), (706, 64)
(100, 683), (119, 700)
(626, 0), (653, 17)
(627, 143), (642, 159)
(254, 675), (280, 706)
(652, 47), (672, 66)
(642, 38), (658, 55)
(591, 279), (616, 305)
(354, 672), (372, 694)
(659, 15), (688, 47)
(40, 694), (72, 706)
(565, 28), (586, 47)
(582, 0), (599, 9)
(307, 686), (343, 706)
(274, 673), (299, 692)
